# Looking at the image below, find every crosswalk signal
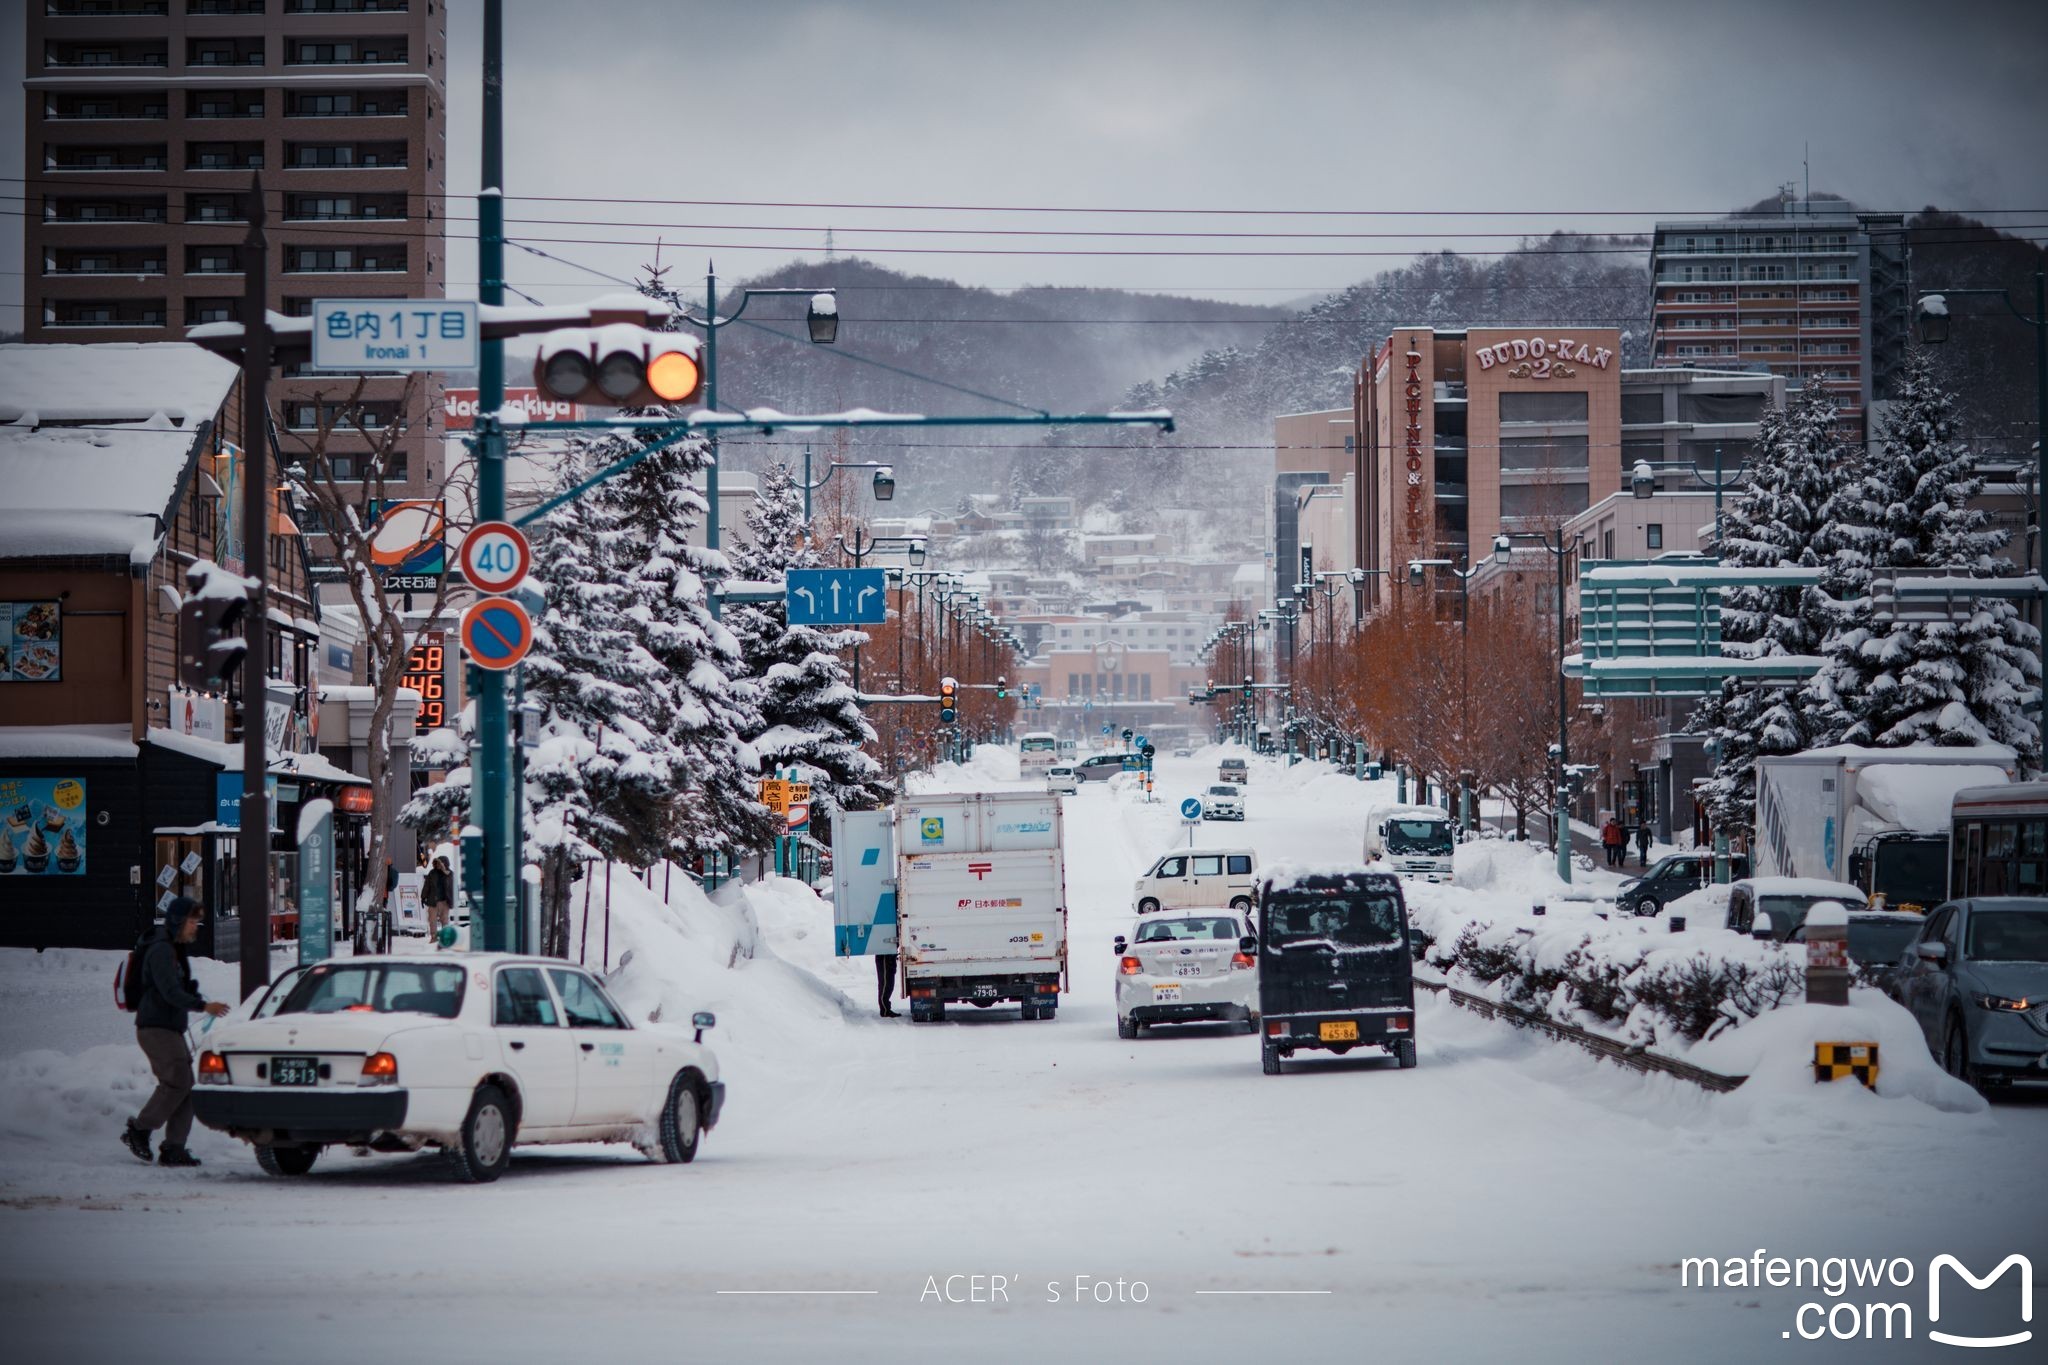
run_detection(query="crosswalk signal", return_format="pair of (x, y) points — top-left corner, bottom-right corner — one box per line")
(939, 675), (958, 725)
(177, 565), (247, 692)
(534, 325), (702, 408)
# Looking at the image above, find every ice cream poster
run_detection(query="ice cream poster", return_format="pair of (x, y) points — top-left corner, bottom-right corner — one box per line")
(0, 777), (86, 876)
(2, 602), (63, 683)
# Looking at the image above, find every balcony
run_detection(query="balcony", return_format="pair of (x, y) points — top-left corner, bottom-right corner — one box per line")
(44, 94), (168, 120)
(285, 244), (407, 273)
(285, 193), (408, 221)
(186, 297), (238, 326)
(286, 90), (409, 118)
(45, 144), (169, 172)
(185, 245), (244, 274)
(48, 248), (166, 275)
(187, 1), (267, 13)
(45, 2), (170, 15)
(286, 141), (408, 170)
(286, 38), (407, 66)
(45, 196), (168, 224)
(286, 0), (410, 11)
(44, 41), (170, 68)
(46, 300), (169, 329)
(187, 91), (265, 119)
(184, 192), (249, 223)
(186, 142), (264, 171)
(186, 38), (265, 67)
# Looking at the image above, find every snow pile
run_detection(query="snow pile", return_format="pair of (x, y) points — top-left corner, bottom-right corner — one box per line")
(1692, 991), (1986, 1116)
(913, 743), (1020, 791)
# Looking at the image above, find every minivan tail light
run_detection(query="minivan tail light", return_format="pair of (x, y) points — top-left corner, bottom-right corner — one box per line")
(1119, 956), (1143, 976)
(359, 1052), (398, 1085)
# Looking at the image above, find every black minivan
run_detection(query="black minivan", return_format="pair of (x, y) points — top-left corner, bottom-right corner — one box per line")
(1256, 867), (1417, 1075)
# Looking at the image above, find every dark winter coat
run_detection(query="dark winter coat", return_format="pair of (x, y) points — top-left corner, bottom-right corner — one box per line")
(423, 866), (452, 907)
(135, 926), (208, 1034)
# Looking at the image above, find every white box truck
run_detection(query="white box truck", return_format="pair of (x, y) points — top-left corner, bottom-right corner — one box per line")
(895, 792), (1068, 1021)
(1753, 744), (2016, 912)
(1363, 803), (1456, 883)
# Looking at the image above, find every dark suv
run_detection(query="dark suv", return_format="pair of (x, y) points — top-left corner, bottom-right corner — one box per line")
(1617, 852), (1751, 917)
(1257, 868), (1417, 1075)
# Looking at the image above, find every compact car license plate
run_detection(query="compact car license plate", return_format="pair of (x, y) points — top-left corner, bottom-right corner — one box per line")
(1174, 964), (1204, 978)
(271, 1056), (320, 1086)
(1319, 1021), (1360, 1043)
(1152, 985), (1182, 1002)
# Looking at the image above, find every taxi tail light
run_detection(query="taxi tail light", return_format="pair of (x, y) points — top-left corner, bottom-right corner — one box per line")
(197, 1050), (228, 1082)
(1230, 952), (1256, 970)
(1119, 956), (1143, 976)
(359, 1052), (399, 1085)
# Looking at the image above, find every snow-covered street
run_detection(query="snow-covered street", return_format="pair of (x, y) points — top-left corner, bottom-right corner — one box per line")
(2, 749), (2043, 1363)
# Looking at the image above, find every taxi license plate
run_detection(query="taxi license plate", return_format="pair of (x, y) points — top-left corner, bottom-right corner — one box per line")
(1174, 964), (1204, 978)
(1152, 985), (1182, 1003)
(1319, 1021), (1360, 1043)
(270, 1056), (320, 1086)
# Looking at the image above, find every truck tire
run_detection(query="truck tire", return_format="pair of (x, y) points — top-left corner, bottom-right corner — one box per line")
(256, 1144), (318, 1177)
(1118, 1015), (1138, 1039)
(1395, 1038), (1418, 1069)
(1261, 1040), (1283, 1075)
(449, 1084), (514, 1184)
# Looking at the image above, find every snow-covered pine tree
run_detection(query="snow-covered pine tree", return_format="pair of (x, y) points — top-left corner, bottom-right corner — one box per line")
(1692, 387), (1846, 829)
(1802, 350), (2041, 763)
(725, 462), (892, 815)
(599, 429), (783, 863)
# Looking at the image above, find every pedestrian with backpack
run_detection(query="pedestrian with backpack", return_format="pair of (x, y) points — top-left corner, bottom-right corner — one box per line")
(121, 896), (229, 1167)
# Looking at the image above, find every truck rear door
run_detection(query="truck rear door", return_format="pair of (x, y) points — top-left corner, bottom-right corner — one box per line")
(900, 849), (1064, 978)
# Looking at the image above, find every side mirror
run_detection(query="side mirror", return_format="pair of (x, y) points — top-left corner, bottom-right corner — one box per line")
(1239, 935), (1258, 953)
(1916, 941), (1948, 964)
(1751, 912), (1775, 941)
(1112, 936), (1127, 955)
(691, 1010), (716, 1043)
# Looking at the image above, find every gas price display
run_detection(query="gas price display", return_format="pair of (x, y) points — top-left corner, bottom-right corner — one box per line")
(403, 631), (447, 730)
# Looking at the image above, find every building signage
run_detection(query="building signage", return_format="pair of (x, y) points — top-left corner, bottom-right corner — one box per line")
(402, 632), (448, 731)
(311, 298), (479, 372)
(0, 776), (86, 876)
(298, 798), (334, 966)
(1473, 335), (1615, 381)
(368, 500), (447, 580)
(443, 388), (581, 431)
(1402, 346), (1426, 550)
(1, 602), (62, 682)
(167, 685), (228, 744)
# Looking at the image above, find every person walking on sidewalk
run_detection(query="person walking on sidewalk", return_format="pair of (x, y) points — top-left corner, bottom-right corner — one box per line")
(1635, 822), (1653, 868)
(122, 896), (230, 1168)
(423, 854), (454, 945)
(1600, 817), (1626, 868)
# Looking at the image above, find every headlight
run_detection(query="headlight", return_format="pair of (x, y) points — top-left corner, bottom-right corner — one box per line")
(1974, 993), (2032, 1012)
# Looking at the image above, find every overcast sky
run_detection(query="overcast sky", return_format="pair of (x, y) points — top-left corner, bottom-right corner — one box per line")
(5, 0), (2047, 324)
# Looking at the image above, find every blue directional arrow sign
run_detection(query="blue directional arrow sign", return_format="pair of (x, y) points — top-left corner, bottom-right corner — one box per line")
(786, 567), (889, 625)
(1180, 797), (1204, 821)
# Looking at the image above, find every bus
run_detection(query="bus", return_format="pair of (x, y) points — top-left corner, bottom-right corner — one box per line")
(1949, 782), (2048, 899)
(1019, 731), (1060, 777)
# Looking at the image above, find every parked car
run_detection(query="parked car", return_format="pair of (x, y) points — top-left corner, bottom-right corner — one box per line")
(1617, 852), (1753, 916)
(1892, 898), (2048, 1089)
(1112, 910), (1259, 1038)
(193, 955), (724, 1182)
(1202, 783), (1245, 821)
(1076, 753), (1131, 782)
(1722, 876), (1864, 939)
(1786, 910), (1922, 995)
(1257, 867), (1417, 1075)
(1132, 848), (1258, 914)
(1045, 765), (1079, 795)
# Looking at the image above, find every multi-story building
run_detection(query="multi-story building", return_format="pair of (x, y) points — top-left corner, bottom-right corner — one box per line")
(24, 0), (448, 503)
(1270, 407), (1353, 613)
(1648, 200), (1907, 442)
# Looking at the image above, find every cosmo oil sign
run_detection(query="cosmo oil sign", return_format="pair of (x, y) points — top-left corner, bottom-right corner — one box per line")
(443, 388), (580, 431)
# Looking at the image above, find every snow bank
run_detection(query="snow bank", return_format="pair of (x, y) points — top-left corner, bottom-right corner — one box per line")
(912, 743), (1020, 791)
(1691, 991), (1986, 1117)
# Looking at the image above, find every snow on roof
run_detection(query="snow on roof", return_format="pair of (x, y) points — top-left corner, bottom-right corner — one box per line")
(270, 750), (369, 785)
(0, 343), (237, 565)
(0, 724), (138, 760)
(1792, 742), (2018, 765)
(1857, 764), (2010, 831)
(1733, 875), (1864, 898)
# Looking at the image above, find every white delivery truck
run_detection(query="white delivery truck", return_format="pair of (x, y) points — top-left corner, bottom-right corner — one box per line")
(1363, 803), (1456, 883)
(1018, 730), (1060, 778)
(1753, 744), (2016, 912)
(895, 791), (1068, 1022)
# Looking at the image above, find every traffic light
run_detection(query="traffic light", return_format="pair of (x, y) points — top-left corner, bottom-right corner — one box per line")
(995, 675), (1007, 700)
(938, 675), (958, 725)
(177, 563), (247, 692)
(533, 325), (701, 408)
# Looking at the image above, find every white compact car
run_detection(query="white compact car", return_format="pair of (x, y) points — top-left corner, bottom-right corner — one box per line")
(1202, 783), (1245, 821)
(1045, 765), (1080, 795)
(193, 954), (725, 1183)
(1113, 910), (1259, 1037)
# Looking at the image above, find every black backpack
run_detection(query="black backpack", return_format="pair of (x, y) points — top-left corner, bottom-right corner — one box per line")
(116, 933), (152, 1012)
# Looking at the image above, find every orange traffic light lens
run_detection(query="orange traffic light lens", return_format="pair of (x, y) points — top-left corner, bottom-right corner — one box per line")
(646, 350), (701, 403)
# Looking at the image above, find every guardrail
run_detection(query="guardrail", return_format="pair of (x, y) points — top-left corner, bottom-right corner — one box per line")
(1416, 976), (1745, 1093)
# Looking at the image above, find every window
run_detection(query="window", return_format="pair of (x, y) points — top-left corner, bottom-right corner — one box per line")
(1191, 855), (1225, 877)
(547, 969), (627, 1028)
(1154, 857), (1186, 878)
(1226, 855), (1253, 875)
(1678, 392), (1766, 424)
(494, 967), (559, 1027)
(1602, 529), (1616, 560)
(1499, 391), (1588, 425)
(1500, 482), (1589, 520)
(1499, 435), (1589, 472)
(1646, 524), (1663, 550)
(277, 963), (465, 1018)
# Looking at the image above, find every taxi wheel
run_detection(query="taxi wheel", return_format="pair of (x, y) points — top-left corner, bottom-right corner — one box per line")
(1118, 1015), (1139, 1040)
(450, 1084), (514, 1183)
(659, 1074), (703, 1164)
(256, 1144), (318, 1177)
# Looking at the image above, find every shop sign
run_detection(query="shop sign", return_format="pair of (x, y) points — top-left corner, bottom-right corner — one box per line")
(0, 776), (86, 876)
(1402, 346), (1426, 550)
(443, 388), (580, 432)
(1, 602), (62, 683)
(1473, 335), (1615, 381)
(168, 685), (228, 744)
(214, 773), (281, 832)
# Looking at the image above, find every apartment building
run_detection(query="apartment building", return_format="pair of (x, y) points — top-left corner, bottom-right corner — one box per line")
(24, 0), (448, 502)
(1648, 201), (1907, 442)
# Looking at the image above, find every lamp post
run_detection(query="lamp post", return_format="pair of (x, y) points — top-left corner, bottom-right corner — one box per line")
(1916, 279), (2048, 697)
(1493, 528), (1576, 883)
(1629, 445), (1744, 550)
(1407, 555), (1482, 831)
(798, 444), (898, 522)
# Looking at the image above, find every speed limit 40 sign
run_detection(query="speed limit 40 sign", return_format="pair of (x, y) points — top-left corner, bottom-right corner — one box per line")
(460, 521), (531, 594)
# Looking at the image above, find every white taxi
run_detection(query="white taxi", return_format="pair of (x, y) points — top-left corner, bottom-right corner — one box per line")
(1112, 910), (1259, 1038)
(193, 954), (724, 1183)
(1046, 765), (1080, 795)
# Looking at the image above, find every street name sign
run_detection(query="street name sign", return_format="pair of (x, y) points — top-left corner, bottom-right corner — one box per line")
(312, 298), (479, 371)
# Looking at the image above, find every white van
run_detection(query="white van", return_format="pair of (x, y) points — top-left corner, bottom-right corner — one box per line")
(1132, 848), (1259, 914)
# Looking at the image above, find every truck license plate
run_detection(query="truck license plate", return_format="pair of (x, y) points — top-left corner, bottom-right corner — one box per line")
(972, 983), (998, 998)
(1319, 1021), (1359, 1043)
(270, 1056), (320, 1086)
(1174, 964), (1203, 978)
(1152, 985), (1182, 1003)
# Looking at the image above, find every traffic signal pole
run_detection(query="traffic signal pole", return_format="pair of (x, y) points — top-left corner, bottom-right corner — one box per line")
(471, 0), (517, 952)
(237, 172), (271, 1002)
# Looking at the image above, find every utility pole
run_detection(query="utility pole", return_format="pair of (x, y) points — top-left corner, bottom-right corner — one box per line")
(237, 172), (270, 1001)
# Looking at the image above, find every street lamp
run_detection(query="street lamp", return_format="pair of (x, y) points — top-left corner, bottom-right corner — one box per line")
(1407, 555), (1481, 832)
(1491, 529), (1576, 883)
(1627, 446), (1745, 549)
(806, 292), (839, 345)
(794, 445), (899, 521)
